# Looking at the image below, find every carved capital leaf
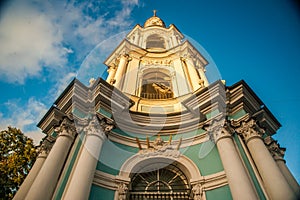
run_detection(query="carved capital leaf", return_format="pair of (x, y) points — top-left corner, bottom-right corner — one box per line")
(234, 119), (264, 143)
(205, 119), (232, 143)
(55, 117), (76, 139)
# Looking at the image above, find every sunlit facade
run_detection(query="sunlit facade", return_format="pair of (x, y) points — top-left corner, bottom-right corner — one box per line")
(14, 13), (299, 200)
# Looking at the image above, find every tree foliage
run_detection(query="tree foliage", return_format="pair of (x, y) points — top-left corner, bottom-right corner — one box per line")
(0, 127), (37, 200)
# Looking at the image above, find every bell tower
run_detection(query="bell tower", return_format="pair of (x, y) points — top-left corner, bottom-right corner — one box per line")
(15, 11), (299, 200)
(105, 12), (209, 113)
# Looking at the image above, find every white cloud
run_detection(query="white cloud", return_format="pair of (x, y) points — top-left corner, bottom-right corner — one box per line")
(0, 98), (48, 144)
(0, 0), (139, 84)
(51, 71), (77, 100)
(0, 0), (67, 84)
(0, 0), (140, 143)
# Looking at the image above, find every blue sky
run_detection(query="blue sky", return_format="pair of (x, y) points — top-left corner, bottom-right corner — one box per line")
(0, 0), (299, 182)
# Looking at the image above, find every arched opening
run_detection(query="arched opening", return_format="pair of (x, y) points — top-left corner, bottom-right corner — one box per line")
(128, 162), (192, 199)
(140, 69), (173, 99)
(146, 34), (166, 49)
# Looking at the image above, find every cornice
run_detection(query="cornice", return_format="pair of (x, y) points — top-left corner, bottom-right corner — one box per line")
(227, 80), (281, 135)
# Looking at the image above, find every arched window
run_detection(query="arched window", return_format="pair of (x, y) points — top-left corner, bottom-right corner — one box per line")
(146, 34), (166, 49)
(140, 70), (173, 99)
(128, 164), (192, 199)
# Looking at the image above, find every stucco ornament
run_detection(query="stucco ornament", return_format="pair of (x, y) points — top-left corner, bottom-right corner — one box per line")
(192, 183), (203, 200)
(234, 119), (265, 143)
(136, 135), (182, 158)
(117, 183), (128, 200)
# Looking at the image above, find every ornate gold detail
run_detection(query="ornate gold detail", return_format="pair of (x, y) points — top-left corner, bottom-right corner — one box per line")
(233, 119), (265, 143)
(192, 183), (204, 200)
(136, 135), (181, 158)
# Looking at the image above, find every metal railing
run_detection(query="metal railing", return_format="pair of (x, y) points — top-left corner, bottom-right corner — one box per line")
(141, 93), (173, 99)
(128, 191), (192, 200)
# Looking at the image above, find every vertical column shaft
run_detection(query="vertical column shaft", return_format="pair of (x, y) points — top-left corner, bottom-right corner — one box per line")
(114, 55), (129, 89)
(184, 58), (201, 91)
(13, 151), (48, 200)
(236, 120), (296, 200)
(209, 123), (257, 200)
(276, 159), (300, 197)
(106, 65), (117, 84)
(63, 118), (112, 199)
(25, 119), (76, 200)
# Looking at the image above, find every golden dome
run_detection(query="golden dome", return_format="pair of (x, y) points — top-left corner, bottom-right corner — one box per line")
(144, 10), (166, 28)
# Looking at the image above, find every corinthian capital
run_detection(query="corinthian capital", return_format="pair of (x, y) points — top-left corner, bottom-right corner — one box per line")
(234, 119), (265, 143)
(37, 139), (53, 157)
(264, 136), (286, 161)
(79, 116), (114, 139)
(205, 118), (232, 143)
(55, 117), (76, 140)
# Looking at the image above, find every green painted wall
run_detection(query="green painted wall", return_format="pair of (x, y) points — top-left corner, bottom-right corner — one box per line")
(89, 185), (115, 200)
(112, 127), (205, 140)
(228, 109), (246, 120)
(205, 185), (232, 200)
(182, 140), (224, 176)
(96, 139), (138, 175)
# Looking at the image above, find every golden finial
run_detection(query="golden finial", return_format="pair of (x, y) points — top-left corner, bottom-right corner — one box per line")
(153, 10), (157, 17)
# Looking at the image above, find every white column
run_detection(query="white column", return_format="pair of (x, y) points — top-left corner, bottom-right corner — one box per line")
(276, 159), (300, 197)
(63, 117), (113, 200)
(265, 137), (300, 198)
(208, 120), (258, 200)
(13, 145), (49, 200)
(183, 58), (201, 91)
(106, 65), (117, 85)
(236, 119), (296, 200)
(25, 118), (76, 200)
(114, 54), (130, 89)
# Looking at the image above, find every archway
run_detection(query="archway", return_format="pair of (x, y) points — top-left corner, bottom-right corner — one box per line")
(116, 154), (202, 200)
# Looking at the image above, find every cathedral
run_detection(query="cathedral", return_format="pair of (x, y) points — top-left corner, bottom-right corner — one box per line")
(14, 12), (299, 200)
